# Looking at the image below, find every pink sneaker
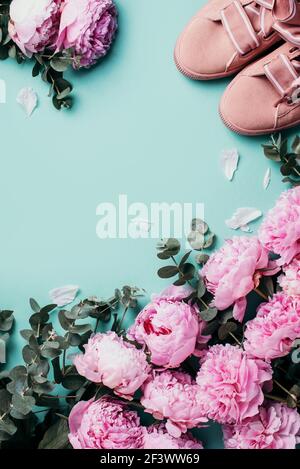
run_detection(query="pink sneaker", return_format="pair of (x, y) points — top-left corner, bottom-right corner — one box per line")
(219, 42), (300, 135)
(175, 0), (300, 80)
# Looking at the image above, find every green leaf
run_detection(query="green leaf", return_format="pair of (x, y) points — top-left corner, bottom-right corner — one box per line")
(62, 374), (86, 390)
(191, 218), (208, 234)
(38, 418), (70, 449)
(202, 319), (219, 336)
(292, 135), (300, 155)
(157, 265), (178, 279)
(179, 251), (192, 269)
(0, 417), (17, 436)
(20, 329), (33, 341)
(0, 389), (11, 413)
(173, 278), (187, 287)
(180, 262), (195, 280)
(32, 60), (41, 77)
(203, 233), (215, 249)
(197, 278), (206, 299)
(30, 298), (40, 313)
(57, 87), (72, 100)
(218, 322), (238, 341)
(0, 310), (14, 332)
(0, 338), (6, 363)
(22, 345), (38, 365)
(40, 347), (62, 359)
(187, 231), (204, 250)
(69, 324), (92, 334)
(55, 77), (73, 93)
(50, 57), (72, 72)
(52, 95), (62, 110)
(195, 253), (209, 265)
(58, 310), (73, 330)
(263, 146), (280, 161)
(11, 394), (35, 416)
(200, 307), (218, 322)
(40, 304), (57, 315)
(52, 356), (63, 384)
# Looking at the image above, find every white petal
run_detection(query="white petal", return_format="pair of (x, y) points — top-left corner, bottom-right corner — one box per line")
(49, 285), (79, 307)
(263, 168), (271, 190)
(220, 148), (239, 181)
(16, 87), (38, 116)
(131, 218), (152, 233)
(240, 224), (251, 233)
(226, 207), (262, 230)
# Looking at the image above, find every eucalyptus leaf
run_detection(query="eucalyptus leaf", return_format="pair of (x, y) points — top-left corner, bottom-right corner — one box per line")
(30, 298), (40, 313)
(38, 418), (70, 449)
(157, 266), (178, 279)
(62, 374), (86, 390)
(11, 394), (35, 416)
(0, 417), (17, 436)
(218, 322), (238, 341)
(200, 307), (218, 322)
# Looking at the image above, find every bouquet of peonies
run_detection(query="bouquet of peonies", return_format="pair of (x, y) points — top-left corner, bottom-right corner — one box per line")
(2, 185), (300, 449)
(0, 0), (118, 109)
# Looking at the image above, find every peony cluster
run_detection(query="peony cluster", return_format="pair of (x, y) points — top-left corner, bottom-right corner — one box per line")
(244, 293), (300, 361)
(9, 0), (118, 68)
(67, 187), (300, 450)
(73, 331), (150, 399)
(127, 286), (209, 368)
(9, 0), (61, 57)
(196, 344), (273, 424)
(200, 236), (277, 322)
(223, 403), (300, 449)
(68, 397), (144, 449)
(141, 370), (207, 437)
(259, 186), (300, 265)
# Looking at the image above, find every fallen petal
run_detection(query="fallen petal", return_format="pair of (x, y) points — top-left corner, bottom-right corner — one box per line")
(220, 148), (239, 181)
(240, 224), (251, 233)
(263, 168), (271, 190)
(16, 87), (38, 116)
(226, 207), (262, 230)
(49, 285), (79, 307)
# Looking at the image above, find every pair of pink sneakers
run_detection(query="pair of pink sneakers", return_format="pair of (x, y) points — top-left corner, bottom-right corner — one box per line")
(175, 0), (300, 135)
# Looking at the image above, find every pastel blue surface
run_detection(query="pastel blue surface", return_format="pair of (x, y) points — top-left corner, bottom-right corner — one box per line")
(0, 0), (298, 448)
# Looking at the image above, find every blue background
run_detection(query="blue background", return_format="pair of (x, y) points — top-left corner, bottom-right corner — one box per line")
(0, 0), (297, 448)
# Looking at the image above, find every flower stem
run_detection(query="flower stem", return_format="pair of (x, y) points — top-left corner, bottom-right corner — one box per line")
(118, 306), (129, 333)
(254, 288), (268, 301)
(264, 393), (287, 404)
(273, 379), (297, 404)
(229, 332), (242, 347)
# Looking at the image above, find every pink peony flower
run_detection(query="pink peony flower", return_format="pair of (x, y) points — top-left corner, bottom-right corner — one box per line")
(278, 255), (300, 297)
(196, 344), (273, 425)
(200, 236), (277, 322)
(244, 293), (300, 361)
(144, 424), (203, 449)
(9, 0), (61, 57)
(73, 331), (150, 399)
(56, 0), (118, 68)
(259, 186), (300, 266)
(141, 370), (207, 437)
(68, 396), (144, 449)
(127, 286), (206, 368)
(223, 403), (300, 449)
